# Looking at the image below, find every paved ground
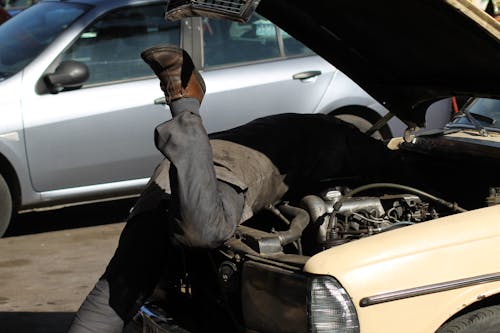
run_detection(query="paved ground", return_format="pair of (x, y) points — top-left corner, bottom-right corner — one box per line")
(0, 223), (126, 333)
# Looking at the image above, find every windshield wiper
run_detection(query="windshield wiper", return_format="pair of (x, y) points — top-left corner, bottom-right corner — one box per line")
(469, 112), (495, 125)
(462, 109), (489, 137)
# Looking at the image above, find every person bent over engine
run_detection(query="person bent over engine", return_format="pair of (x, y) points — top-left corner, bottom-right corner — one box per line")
(68, 45), (404, 333)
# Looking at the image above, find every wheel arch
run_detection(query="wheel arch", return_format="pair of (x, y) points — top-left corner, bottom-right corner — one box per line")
(439, 292), (500, 329)
(328, 105), (393, 139)
(0, 153), (21, 210)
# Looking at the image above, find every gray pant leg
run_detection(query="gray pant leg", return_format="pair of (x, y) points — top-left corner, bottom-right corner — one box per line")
(157, 98), (244, 248)
(68, 279), (123, 333)
(169, 173), (244, 248)
(68, 98), (244, 333)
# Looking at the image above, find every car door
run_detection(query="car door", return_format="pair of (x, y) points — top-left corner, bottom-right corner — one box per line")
(197, 14), (337, 133)
(22, 3), (179, 193)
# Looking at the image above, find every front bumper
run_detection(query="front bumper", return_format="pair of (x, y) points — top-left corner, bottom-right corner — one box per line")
(140, 259), (359, 333)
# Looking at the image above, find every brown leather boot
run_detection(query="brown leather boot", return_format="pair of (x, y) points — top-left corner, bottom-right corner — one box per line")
(141, 45), (206, 105)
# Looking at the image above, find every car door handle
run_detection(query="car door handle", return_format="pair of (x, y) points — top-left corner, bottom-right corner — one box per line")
(154, 96), (167, 105)
(293, 70), (322, 80)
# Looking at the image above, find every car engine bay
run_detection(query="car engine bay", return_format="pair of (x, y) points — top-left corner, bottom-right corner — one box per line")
(231, 132), (500, 259)
(233, 181), (468, 258)
(140, 134), (500, 333)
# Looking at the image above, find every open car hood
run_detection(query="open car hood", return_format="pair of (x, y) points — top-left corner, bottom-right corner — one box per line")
(166, 0), (500, 126)
(255, 0), (500, 126)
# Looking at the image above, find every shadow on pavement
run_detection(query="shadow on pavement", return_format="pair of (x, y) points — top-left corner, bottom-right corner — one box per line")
(0, 311), (141, 333)
(0, 311), (74, 333)
(4, 198), (137, 238)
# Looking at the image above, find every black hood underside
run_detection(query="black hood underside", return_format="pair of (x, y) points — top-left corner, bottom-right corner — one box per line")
(257, 0), (500, 126)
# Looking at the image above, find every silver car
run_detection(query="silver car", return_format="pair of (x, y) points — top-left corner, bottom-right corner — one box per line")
(0, 0), (408, 236)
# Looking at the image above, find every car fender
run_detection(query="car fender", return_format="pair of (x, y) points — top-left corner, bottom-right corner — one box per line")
(0, 74), (41, 207)
(312, 70), (408, 136)
(304, 205), (500, 333)
(0, 138), (42, 208)
(313, 69), (387, 115)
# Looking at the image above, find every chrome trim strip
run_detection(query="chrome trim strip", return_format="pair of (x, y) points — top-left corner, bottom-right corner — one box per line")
(39, 178), (148, 201)
(19, 178), (148, 211)
(360, 272), (500, 307)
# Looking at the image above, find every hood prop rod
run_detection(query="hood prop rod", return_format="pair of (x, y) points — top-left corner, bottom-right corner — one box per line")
(364, 112), (395, 137)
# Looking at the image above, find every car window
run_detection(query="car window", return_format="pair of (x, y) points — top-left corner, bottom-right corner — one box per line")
(0, 2), (87, 81)
(62, 4), (180, 86)
(202, 13), (280, 68)
(280, 29), (314, 57)
(450, 98), (500, 130)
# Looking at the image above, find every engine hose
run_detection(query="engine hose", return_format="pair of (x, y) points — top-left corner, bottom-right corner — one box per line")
(275, 203), (310, 246)
(340, 183), (467, 213)
(300, 195), (328, 224)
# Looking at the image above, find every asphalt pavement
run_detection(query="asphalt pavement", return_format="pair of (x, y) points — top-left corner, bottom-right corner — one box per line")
(0, 199), (138, 333)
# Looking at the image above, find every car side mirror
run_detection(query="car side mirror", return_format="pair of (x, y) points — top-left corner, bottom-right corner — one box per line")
(44, 60), (89, 94)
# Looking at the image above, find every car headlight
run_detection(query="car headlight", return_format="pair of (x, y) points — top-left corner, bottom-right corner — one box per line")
(309, 276), (360, 333)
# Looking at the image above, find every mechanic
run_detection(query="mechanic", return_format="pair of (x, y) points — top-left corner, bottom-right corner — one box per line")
(68, 45), (407, 333)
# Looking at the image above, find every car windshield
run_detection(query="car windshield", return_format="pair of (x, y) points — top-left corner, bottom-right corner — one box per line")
(0, 2), (88, 81)
(447, 98), (500, 132)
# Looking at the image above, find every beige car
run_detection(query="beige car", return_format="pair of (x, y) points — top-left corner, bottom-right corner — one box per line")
(138, 0), (500, 332)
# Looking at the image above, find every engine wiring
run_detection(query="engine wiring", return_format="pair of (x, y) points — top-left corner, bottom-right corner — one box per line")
(342, 183), (467, 213)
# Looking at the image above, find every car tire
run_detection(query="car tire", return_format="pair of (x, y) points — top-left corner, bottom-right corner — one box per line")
(333, 113), (384, 140)
(436, 305), (500, 333)
(0, 173), (13, 237)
